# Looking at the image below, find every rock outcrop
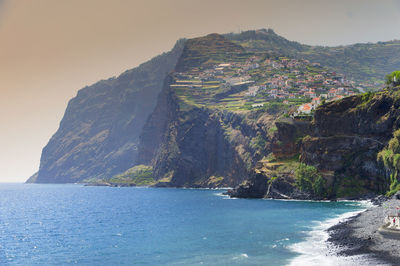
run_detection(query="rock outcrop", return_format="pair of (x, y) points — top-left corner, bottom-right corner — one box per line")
(138, 77), (278, 187)
(34, 41), (184, 183)
(25, 172), (38, 183)
(136, 34), (281, 187)
(230, 89), (400, 199)
(301, 92), (399, 197)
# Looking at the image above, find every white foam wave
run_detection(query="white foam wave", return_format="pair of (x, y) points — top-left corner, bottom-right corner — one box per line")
(213, 192), (240, 200)
(213, 192), (228, 197)
(232, 253), (248, 260)
(212, 192), (237, 200)
(287, 202), (382, 266)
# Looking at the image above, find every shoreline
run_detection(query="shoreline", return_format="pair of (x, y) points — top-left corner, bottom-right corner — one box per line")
(287, 201), (381, 265)
(327, 195), (400, 265)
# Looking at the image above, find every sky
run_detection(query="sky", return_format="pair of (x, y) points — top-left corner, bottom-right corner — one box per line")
(1, 0), (400, 182)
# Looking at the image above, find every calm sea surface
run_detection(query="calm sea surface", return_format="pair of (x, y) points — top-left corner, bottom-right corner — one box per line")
(0, 184), (366, 265)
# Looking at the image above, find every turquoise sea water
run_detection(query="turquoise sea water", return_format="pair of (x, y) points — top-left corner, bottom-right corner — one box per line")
(0, 184), (366, 265)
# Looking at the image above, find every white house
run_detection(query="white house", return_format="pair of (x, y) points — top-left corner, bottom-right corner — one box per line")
(245, 86), (260, 97)
(251, 103), (264, 108)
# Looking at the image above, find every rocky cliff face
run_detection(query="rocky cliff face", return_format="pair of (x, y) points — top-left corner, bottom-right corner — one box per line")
(229, 89), (400, 199)
(301, 91), (400, 196)
(137, 75), (278, 188)
(227, 119), (312, 199)
(34, 41), (184, 183)
(31, 30), (400, 193)
(137, 34), (279, 187)
(149, 107), (273, 187)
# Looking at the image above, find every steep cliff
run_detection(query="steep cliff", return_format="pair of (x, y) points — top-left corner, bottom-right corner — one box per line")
(301, 90), (400, 197)
(34, 41), (184, 183)
(151, 107), (275, 187)
(139, 99), (278, 187)
(229, 88), (400, 199)
(137, 34), (278, 187)
(31, 30), (400, 187)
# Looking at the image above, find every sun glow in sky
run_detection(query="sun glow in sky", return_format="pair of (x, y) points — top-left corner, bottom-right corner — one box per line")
(1, 0), (400, 182)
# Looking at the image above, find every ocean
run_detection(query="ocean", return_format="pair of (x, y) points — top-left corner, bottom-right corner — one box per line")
(0, 184), (368, 265)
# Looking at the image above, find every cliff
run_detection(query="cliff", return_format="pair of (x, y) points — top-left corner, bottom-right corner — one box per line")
(30, 30), (400, 192)
(301, 93), (395, 197)
(229, 88), (400, 199)
(143, 106), (275, 187)
(138, 34), (278, 187)
(33, 41), (184, 183)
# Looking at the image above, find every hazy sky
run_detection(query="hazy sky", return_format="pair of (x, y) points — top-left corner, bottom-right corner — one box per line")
(1, 0), (400, 182)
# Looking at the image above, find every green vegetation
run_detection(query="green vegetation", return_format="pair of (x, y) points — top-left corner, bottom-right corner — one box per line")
(266, 154), (300, 175)
(361, 91), (374, 103)
(206, 176), (224, 186)
(354, 91), (377, 110)
(267, 126), (278, 136)
(377, 129), (400, 196)
(176, 33), (244, 72)
(385, 71), (400, 87)
(250, 135), (267, 150)
(264, 102), (288, 114)
(334, 175), (366, 198)
(108, 165), (155, 186)
(295, 163), (326, 197)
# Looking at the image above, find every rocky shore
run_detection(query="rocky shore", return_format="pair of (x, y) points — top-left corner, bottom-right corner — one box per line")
(84, 182), (137, 187)
(328, 193), (400, 265)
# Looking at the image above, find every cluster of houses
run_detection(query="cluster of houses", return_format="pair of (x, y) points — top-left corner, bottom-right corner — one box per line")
(170, 54), (365, 112)
(294, 87), (358, 115)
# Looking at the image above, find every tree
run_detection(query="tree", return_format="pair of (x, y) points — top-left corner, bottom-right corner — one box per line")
(295, 163), (326, 197)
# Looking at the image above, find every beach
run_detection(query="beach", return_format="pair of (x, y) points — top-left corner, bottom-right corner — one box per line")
(328, 195), (400, 265)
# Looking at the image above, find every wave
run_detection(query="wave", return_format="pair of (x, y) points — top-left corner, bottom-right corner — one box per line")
(287, 201), (380, 266)
(213, 191), (238, 199)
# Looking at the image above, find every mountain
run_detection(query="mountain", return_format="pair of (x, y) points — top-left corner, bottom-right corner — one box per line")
(136, 34), (276, 187)
(33, 40), (184, 183)
(226, 29), (400, 84)
(29, 30), (400, 197)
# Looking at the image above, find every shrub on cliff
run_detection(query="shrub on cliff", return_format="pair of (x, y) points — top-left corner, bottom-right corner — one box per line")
(377, 129), (400, 196)
(295, 163), (326, 197)
(385, 71), (400, 87)
(250, 135), (267, 150)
